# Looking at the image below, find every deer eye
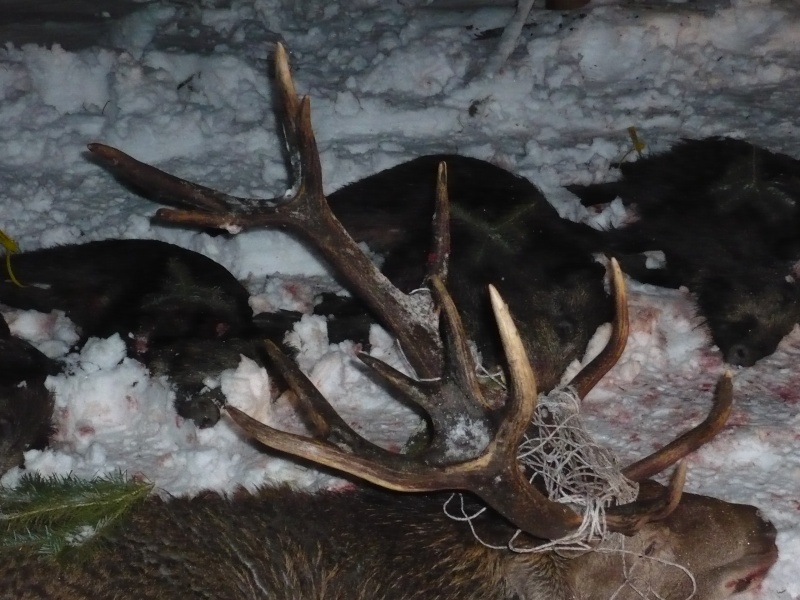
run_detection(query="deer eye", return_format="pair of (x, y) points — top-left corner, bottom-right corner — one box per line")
(643, 541), (659, 556)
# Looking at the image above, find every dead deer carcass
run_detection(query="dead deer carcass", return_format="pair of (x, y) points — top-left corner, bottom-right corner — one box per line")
(51, 44), (780, 598)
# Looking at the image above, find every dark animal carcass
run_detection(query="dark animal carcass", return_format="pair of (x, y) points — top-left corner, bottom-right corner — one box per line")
(0, 315), (58, 474)
(327, 155), (611, 391)
(0, 239), (253, 348)
(569, 137), (800, 366)
(0, 239), (259, 427)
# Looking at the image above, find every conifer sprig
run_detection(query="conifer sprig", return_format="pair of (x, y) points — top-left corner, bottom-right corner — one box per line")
(0, 472), (153, 559)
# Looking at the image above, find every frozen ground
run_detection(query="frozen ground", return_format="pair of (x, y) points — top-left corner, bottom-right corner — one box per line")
(0, 0), (798, 597)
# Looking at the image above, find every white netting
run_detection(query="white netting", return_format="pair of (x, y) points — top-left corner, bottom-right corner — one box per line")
(602, 539), (698, 600)
(444, 386), (639, 553)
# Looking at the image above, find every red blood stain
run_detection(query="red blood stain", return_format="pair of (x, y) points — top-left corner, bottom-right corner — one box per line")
(773, 386), (799, 404)
(77, 425), (95, 437)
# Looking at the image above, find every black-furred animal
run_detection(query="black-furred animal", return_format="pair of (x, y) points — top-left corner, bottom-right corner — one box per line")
(596, 217), (799, 366)
(0, 315), (58, 474)
(326, 154), (612, 391)
(571, 137), (800, 257)
(0, 239), (253, 349)
(569, 137), (800, 366)
(0, 239), (258, 427)
(0, 239), (394, 428)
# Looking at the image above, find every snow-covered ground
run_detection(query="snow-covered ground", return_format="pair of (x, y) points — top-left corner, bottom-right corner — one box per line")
(0, 0), (798, 597)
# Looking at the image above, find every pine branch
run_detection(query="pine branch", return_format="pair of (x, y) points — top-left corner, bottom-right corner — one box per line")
(0, 472), (153, 560)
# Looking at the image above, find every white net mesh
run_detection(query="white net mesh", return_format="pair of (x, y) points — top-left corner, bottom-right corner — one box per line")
(603, 539), (698, 600)
(444, 386), (639, 553)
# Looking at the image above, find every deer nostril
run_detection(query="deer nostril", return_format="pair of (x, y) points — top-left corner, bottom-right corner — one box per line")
(758, 513), (778, 542)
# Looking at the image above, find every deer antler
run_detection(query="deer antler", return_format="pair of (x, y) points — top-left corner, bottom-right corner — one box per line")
(620, 372), (733, 482)
(89, 43), (733, 540)
(88, 45), (442, 379)
(228, 258), (730, 538)
(229, 274), (589, 540)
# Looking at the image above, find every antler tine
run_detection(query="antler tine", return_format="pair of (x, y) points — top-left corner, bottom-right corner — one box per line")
(568, 258), (629, 399)
(89, 44), (442, 378)
(259, 339), (384, 455)
(86, 143), (244, 216)
(597, 373), (733, 535)
(274, 43), (300, 145)
(337, 163), (454, 438)
(461, 283), (587, 538)
(621, 372), (734, 482)
(605, 462), (686, 534)
(485, 284), (538, 447)
(428, 161), (451, 281)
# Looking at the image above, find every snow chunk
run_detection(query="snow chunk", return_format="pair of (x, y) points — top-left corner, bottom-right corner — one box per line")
(24, 45), (114, 114)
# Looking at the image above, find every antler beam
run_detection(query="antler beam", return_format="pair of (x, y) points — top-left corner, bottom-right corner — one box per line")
(89, 45), (442, 379)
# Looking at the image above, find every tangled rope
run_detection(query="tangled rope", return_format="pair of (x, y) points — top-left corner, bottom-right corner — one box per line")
(444, 386), (638, 552)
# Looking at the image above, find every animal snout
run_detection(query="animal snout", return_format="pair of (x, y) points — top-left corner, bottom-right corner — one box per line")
(754, 510), (778, 551)
(724, 343), (755, 366)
